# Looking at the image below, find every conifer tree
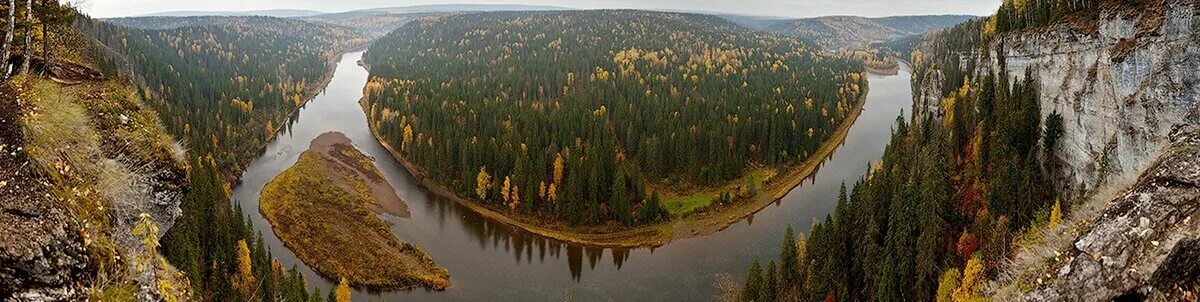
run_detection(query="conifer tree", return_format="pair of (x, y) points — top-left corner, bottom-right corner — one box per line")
(779, 225), (798, 287)
(760, 261), (778, 302)
(742, 260), (763, 302)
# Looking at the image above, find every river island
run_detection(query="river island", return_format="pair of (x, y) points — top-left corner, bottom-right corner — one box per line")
(259, 131), (449, 290)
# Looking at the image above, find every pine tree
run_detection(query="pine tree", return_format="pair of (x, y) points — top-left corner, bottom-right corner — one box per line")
(760, 261), (778, 302)
(779, 225), (799, 287)
(611, 170), (632, 225)
(638, 192), (665, 223)
(742, 260), (763, 302)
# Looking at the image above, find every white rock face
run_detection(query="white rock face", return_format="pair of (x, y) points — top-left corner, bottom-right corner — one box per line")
(988, 0), (1199, 196)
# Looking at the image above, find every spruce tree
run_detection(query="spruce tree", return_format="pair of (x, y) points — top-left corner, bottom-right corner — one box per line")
(760, 261), (778, 302)
(779, 225), (798, 287)
(742, 260), (763, 302)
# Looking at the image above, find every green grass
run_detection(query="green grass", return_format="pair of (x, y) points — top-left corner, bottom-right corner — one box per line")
(660, 168), (773, 216)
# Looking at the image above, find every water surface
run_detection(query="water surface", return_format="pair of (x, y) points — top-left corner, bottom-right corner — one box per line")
(233, 51), (914, 301)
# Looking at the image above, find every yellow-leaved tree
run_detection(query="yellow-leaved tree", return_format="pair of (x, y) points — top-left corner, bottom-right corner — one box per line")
(476, 167), (491, 200)
(935, 268), (961, 302)
(1049, 196), (1062, 228)
(335, 277), (351, 302)
(501, 176), (512, 203)
(401, 124), (413, 152)
(952, 254), (985, 302)
(233, 240), (255, 298)
(553, 153), (565, 185)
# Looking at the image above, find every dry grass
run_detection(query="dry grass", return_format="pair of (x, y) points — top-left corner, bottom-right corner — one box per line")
(17, 76), (123, 267)
(988, 191), (1117, 299)
(260, 150), (450, 290)
(17, 73), (190, 299)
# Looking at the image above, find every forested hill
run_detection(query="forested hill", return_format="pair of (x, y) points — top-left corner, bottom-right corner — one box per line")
(80, 16), (368, 178)
(76, 15), (369, 301)
(101, 15), (359, 31)
(363, 10), (866, 227)
(299, 12), (435, 37)
(139, 9), (324, 18)
(762, 15), (975, 49)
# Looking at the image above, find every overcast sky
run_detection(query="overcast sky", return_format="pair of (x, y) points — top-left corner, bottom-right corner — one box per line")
(79, 0), (1002, 19)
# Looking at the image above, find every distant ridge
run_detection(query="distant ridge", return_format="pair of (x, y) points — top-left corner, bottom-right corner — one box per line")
(761, 15), (976, 49)
(352, 4), (573, 14)
(139, 9), (324, 18)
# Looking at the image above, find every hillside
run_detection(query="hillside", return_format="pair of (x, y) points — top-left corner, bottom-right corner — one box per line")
(80, 16), (367, 178)
(102, 15), (266, 30)
(300, 12), (435, 37)
(138, 9), (324, 18)
(357, 4), (571, 14)
(78, 15), (367, 301)
(298, 4), (573, 36)
(734, 0), (1199, 301)
(362, 10), (865, 244)
(1, 10), (189, 300)
(764, 15), (975, 49)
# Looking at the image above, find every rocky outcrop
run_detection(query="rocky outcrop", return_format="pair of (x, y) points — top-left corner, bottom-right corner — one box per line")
(914, 65), (945, 120)
(0, 83), (94, 301)
(1023, 125), (1199, 301)
(989, 0), (1199, 197)
(1, 60), (189, 300)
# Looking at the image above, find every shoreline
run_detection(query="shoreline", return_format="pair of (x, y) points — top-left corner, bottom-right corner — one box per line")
(232, 43), (372, 183)
(359, 82), (871, 248)
(259, 132), (449, 290)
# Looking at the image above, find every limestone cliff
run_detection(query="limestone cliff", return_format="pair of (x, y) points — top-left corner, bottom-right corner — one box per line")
(990, 0), (1199, 196)
(911, 0), (1200, 300)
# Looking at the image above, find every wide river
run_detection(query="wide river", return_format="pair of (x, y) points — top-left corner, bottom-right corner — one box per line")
(233, 51), (913, 301)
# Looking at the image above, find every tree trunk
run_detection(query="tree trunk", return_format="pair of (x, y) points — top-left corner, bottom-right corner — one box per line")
(17, 0), (28, 75)
(38, 0), (44, 75)
(2, 0), (14, 78)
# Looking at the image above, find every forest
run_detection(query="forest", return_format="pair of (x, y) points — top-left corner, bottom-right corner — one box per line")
(75, 15), (366, 301)
(363, 10), (866, 227)
(734, 1), (1093, 301)
(80, 16), (367, 178)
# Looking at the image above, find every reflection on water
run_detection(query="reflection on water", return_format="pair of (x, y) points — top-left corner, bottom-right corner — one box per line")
(234, 51), (914, 301)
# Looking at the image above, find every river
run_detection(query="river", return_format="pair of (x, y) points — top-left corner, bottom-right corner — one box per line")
(232, 51), (914, 301)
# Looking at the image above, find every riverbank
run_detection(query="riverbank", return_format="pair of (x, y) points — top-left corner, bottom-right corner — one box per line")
(259, 132), (447, 290)
(361, 84), (870, 248)
(241, 44), (371, 180)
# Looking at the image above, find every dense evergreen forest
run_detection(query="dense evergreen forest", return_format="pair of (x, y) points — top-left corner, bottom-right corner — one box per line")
(80, 17), (367, 178)
(363, 10), (866, 227)
(735, 1), (1092, 301)
(77, 16), (366, 301)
